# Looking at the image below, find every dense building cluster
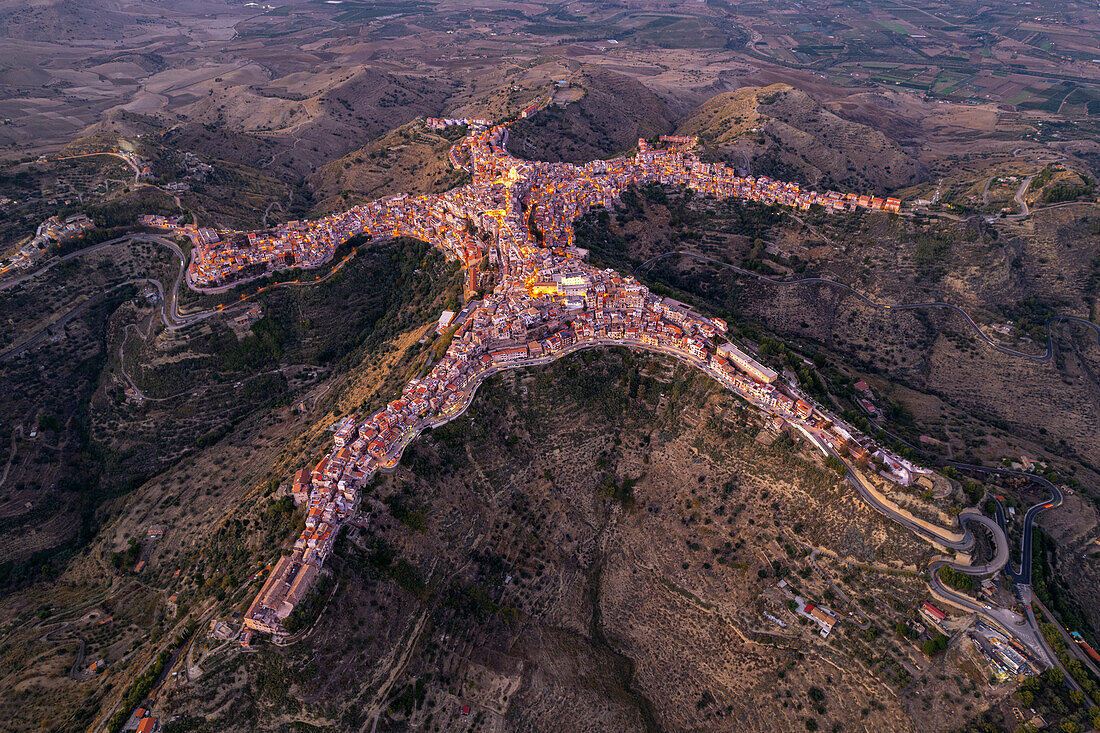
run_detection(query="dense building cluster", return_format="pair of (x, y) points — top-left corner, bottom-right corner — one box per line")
(149, 197), (489, 289)
(146, 120), (896, 290)
(425, 116), (492, 130)
(237, 119), (911, 635)
(968, 619), (1037, 679)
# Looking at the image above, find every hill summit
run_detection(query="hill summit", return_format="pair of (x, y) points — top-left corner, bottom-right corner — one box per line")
(677, 83), (927, 193)
(505, 67), (675, 164)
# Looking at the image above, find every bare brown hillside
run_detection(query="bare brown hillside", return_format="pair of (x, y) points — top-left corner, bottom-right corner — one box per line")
(172, 68), (451, 177)
(677, 83), (927, 194)
(309, 123), (471, 215)
(156, 351), (945, 732)
(505, 67), (676, 164)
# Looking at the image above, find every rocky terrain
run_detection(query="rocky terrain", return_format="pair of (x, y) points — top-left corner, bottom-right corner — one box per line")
(155, 352), (970, 732)
(677, 84), (928, 193)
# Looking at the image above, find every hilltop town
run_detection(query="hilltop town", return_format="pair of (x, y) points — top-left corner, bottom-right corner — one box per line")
(171, 116), (921, 640)
(5, 0), (1100, 729)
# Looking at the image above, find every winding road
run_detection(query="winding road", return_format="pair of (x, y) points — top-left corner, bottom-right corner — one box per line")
(1014, 175), (1034, 218)
(0, 234), (210, 362)
(787, 414), (1075, 671)
(380, 318), (1074, 669)
(0, 277), (171, 362)
(0, 231), (366, 363)
(840, 399), (1087, 683)
(925, 461), (1082, 689)
(960, 462), (1064, 585)
(940, 461), (1093, 693)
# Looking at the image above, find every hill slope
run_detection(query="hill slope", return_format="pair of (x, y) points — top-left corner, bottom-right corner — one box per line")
(677, 83), (927, 193)
(0, 238), (463, 731)
(155, 350), (934, 731)
(172, 67), (452, 177)
(309, 122), (472, 215)
(505, 67), (675, 164)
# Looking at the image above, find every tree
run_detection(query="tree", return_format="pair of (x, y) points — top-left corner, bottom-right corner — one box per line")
(824, 456), (847, 476)
(922, 632), (948, 656)
(939, 565), (976, 592)
(1042, 667), (1066, 688)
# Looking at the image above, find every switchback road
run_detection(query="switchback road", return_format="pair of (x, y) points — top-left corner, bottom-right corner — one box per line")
(947, 461), (1063, 587)
(0, 278), (154, 362)
(0, 234), (208, 361)
(939, 461), (1087, 690)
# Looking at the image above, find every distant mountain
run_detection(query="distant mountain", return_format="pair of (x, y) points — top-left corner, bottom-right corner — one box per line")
(0, 0), (140, 42)
(172, 67), (452, 177)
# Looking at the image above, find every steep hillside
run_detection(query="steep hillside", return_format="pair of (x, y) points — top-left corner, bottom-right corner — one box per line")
(173, 67), (452, 177)
(153, 350), (948, 732)
(677, 84), (927, 194)
(0, 236), (459, 581)
(575, 185), (1100, 479)
(73, 110), (168, 149)
(309, 122), (471, 216)
(0, 238), (463, 731)
(505, 67), (675, 164)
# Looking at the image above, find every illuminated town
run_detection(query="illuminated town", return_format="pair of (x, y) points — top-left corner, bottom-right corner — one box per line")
(142, 113), (916, 637)
(144, 123), (899, 292)
(10, 5), (1100, 729)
